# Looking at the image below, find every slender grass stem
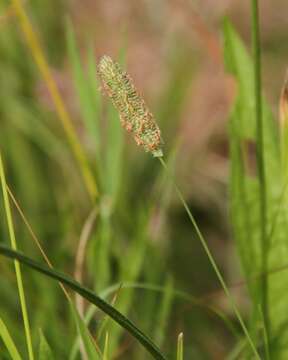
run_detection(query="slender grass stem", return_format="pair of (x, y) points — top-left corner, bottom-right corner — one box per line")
(0, 153), (34, 360)
(10, 0), (98, 202)
(159, 157), (260, 359)
(251, 0), (269, 350)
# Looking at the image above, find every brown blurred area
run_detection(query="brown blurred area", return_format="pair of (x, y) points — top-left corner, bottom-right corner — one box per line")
(32, 0), (288, 265)
(57, 0), (286, 207)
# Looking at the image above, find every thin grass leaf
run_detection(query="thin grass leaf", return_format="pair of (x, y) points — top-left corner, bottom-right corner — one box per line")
(0, 153), (34, 360)
(0, 317), (22, 360)
(104, 104), (124, 200)
(226, 339), (247, 360)
(66, 20), (101, 155)
(87, 44), (102, 155)
(38, 330), (53, 360)
(92, 215), (112, 292)
(70, 279), (238, 359)
(96, 284), (122, 343)
(69, 300), (101, 360)
(0, 244), (166, 360)
(103, 332), (109, 360)
(104, 211), (149, 355)
(153, 276), (174, 346)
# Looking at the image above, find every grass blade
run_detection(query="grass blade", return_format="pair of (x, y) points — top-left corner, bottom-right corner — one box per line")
(66, 20), (101, 156)
(0, 153), (34, 360)
(0, 244), (166, 360)
(103, 332), (109, 360)
(38, 330), (53, 360)
(69, 300), (101, 360)
(153, 276), (174, 346)
(0, 317), (22, 360)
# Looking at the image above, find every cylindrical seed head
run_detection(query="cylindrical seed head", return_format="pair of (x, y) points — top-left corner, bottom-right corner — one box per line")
(98, 55), (163, 157)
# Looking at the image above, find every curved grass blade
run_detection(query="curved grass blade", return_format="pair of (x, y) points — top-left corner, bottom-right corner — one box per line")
(0, 244), (166, 360)
(70, 280), (238, 359)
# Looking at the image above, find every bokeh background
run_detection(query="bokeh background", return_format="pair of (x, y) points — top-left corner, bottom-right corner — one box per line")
(0, 0), (287, 358)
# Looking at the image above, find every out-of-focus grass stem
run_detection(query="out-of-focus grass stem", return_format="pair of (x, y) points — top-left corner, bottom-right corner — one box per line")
(0, 153), (34, 360)
(10, 0), (98, 203)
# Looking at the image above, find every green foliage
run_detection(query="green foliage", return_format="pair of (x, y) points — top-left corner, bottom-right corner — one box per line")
(0, 244), (166, 360)
(2, 0), (288, 358)
(224, 18), (288, 358)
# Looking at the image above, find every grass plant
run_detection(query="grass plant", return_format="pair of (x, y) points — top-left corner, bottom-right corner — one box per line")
(0, 0), (287, 358)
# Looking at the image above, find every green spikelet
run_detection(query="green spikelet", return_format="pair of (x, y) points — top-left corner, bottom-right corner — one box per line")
(98, 55), (163, 157)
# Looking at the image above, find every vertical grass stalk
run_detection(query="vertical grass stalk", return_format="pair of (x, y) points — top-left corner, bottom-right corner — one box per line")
(176, 333), (183, 360)
(10, 0), (98, 202)
(0, 153), (34, 360)
(251, 0), (269, 348)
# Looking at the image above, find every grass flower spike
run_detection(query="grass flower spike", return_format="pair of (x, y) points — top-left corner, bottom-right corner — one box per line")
(98, 55), (163, 157)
